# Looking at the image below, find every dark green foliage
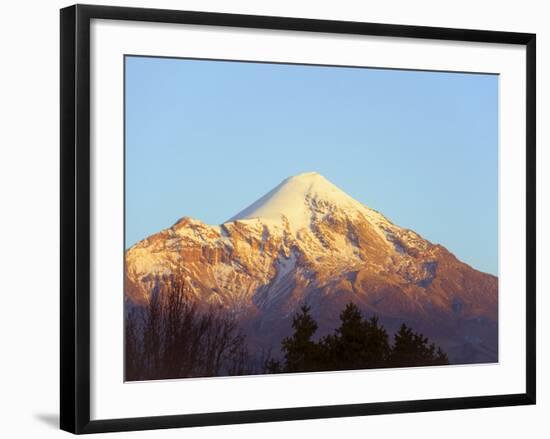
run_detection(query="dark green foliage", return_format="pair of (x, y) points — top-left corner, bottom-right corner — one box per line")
(321, 304), (391, 370)
(266, 302), (449, 374)
(390, 324), (449, 367)
(280, 305), (322, 372)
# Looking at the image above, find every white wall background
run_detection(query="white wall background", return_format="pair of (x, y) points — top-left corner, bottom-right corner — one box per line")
(0, 0), (546, 437)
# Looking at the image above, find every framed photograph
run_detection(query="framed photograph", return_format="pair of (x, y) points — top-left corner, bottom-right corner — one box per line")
(60, 4), (536, 434)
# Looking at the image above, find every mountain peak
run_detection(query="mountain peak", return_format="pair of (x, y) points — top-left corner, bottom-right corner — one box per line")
(287, 171), (322, 180)
(281, 172), (339, 192)
(227, 172), (371, 231)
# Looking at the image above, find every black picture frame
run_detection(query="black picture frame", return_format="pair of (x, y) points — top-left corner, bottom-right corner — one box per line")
(60, 4), (536, 434)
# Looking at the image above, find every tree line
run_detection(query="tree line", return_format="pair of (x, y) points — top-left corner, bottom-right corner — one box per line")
(125, 283), (449, 380)
(265, 303), (449, 374)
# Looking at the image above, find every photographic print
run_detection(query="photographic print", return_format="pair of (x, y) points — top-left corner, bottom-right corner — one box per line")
(124, 56), (498, 382)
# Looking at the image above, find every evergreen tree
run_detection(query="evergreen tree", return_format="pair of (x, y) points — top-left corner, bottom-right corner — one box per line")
(434, 346), (449, 365)
(390, 323), (449, 367)
(265, 302), (450, 375)
(280, 304), (320, 372)
(325, 303), (367, 369)
(321, 303), (390, 370)
(363, 315), (391, 368)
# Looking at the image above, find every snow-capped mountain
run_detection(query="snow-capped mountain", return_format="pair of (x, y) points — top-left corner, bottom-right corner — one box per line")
(125, 172), (498, 364)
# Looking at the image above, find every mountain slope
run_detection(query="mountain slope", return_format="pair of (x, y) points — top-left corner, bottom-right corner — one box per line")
(125, 172), (498, 364)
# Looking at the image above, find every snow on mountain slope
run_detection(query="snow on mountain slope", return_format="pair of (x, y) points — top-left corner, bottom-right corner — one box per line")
(125, 172), (498, 364)
(228, 172), (399, 243)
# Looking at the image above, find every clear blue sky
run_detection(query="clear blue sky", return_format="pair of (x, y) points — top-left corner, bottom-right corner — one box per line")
(125, 56), (498, 275)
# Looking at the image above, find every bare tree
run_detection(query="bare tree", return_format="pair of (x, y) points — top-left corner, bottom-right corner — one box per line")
(125, 279), (253, 380)
(124, 306), (142, 381)
(142, 285), (163, 375)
